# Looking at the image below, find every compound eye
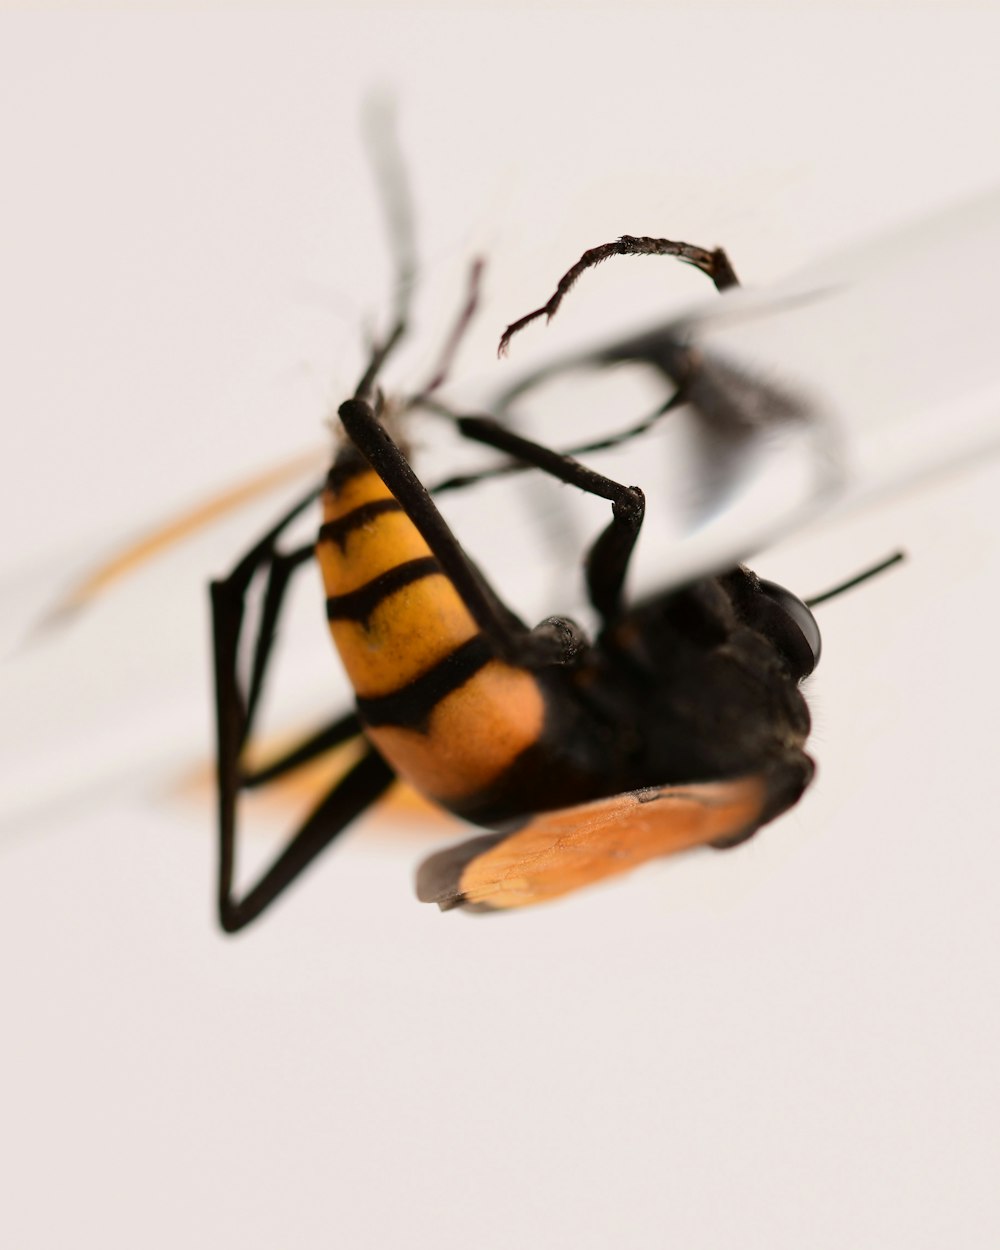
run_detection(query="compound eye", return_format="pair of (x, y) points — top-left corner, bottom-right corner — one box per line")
(757, 579), (822, 678)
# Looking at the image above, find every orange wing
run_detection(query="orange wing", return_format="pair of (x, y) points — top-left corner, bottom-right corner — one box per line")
(38, 450), (322, 629)
(416, 775), (770, 912)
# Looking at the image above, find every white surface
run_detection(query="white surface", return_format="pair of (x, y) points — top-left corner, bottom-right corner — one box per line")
(3, 6), (1000, 1249)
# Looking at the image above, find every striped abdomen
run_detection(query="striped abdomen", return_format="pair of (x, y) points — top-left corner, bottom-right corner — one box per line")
(317, 459), (545, 810)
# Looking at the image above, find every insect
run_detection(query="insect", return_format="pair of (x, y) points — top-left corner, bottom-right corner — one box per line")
(18, 162), (998, 916)
(211, 191), (858, 930)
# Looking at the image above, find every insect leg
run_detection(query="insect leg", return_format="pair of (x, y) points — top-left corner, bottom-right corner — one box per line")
(430, 410), (646, 624)
(499, 235), (740, 355)
(211, 484), (321, 733)
(217, 736), (394, 934)
(240, 709), (363, 788)
(354, 98), (418, 403)
(211, 485), (396, 932)
(242, 543), (315, 728)
(334, 395), (570, 665)
(425, 391), (686, 498)
(411, 257), (485, 402)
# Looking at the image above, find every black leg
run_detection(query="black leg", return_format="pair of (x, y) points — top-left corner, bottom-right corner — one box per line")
(211, 483), (321, 735)
(499, 234), (740, 355)
(211, 486), (396, 933)
(241, 709), (363, 789)
(243, 543), (315, 729)
(354, 97), (417, 404)
(425, 391), (685, 498)
(426, 409), (647, 624)
(336, 396), (552, 662)
(218, 740), (394, 933)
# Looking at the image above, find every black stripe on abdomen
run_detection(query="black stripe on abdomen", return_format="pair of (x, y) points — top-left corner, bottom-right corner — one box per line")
(325, 557), (440, 625)
(356, 635), (492, 731)
(318, 499), (403, 549)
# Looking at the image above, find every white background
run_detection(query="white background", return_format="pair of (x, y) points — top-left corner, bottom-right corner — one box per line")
(2, 4), (1000, 1248)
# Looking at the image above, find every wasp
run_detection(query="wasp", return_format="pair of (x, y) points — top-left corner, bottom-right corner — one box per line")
(210, 198), (857, 930)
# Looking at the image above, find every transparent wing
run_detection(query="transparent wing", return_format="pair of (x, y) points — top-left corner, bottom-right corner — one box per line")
(495, 188), (1000, 590)
(0, 459), (330, 836)
(689, 188), (1000, 538)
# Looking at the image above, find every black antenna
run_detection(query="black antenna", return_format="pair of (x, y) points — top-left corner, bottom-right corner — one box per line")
(806, 551), (904, 608)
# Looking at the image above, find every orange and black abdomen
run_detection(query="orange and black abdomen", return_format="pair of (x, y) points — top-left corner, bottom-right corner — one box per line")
(316, 453), (546, 813)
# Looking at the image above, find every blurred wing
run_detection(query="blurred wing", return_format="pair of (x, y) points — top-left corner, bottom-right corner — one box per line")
(496, 188), (1000, 590)
(35, 448), (324, 632)
(415, 775), (769, 912)
(683, 187), (1000, 532)
(0, 452), (330, 836)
